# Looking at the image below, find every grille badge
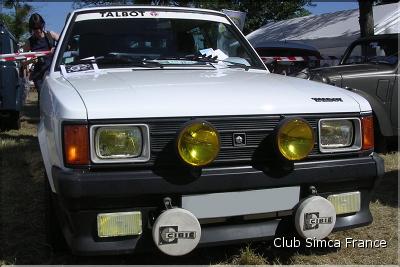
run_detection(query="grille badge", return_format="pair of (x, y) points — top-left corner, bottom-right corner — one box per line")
(233, 133), (246, 146)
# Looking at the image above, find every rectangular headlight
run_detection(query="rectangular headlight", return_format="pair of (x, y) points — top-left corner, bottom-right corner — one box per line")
(91, 124), (150, 163)
(320, 120), (353, 148)
(319, 118), (361, 152)
(97, 127), (142, 158)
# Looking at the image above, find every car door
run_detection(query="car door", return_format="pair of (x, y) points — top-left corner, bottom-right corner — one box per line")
(342, 40), (397, 135)
(342, 67), (396, 115)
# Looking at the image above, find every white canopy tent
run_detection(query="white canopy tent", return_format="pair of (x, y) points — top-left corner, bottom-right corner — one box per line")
(246, 3), (399, 58)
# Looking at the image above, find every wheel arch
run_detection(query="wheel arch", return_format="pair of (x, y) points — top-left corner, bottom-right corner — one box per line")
(350, 88), (393, 136)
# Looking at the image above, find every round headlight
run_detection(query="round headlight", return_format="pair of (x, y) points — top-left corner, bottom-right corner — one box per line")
(177, 121), (220, 167)
(277, 118), (314, 161)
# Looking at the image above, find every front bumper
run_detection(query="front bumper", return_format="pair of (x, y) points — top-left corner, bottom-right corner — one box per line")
(52, 153), (384, 255)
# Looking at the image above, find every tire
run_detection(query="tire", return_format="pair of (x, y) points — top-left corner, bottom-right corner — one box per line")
(44, 174), (68, 252)
(387, 136), (399, 152)
(0, 111), (20, 130)
(9, 111), (21, 130)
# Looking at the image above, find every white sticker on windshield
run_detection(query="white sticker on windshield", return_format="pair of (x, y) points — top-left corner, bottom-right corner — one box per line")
(199, 48), (214, 57)
(199, 48), (228, 60)
(60, 63), (99, 77)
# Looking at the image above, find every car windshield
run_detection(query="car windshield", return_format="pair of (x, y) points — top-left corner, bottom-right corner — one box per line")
(56, 12), (264, 70)
(342, 39), (398, 66)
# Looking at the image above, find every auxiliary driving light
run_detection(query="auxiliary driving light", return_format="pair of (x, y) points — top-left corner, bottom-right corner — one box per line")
(277, 118), (314, 160)
(177, 120), (220, 167)
(97, 211), (142, 238)
(327, 192), (361, 215)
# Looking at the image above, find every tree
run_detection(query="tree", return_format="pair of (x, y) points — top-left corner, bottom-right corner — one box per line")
(1, 0), (32, 42)
(358, 0), (374, 37)
(0, 13), (15, 29)
(73, 0), (133, 9)
(74, 0), (312, 34)
(194, 0), (312, 34)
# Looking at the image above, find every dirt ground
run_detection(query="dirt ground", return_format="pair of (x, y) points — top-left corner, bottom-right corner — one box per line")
(0, 91), (398, 265)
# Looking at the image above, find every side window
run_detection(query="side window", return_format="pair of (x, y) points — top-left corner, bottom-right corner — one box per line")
(368, 40), (398, 64)
(344, 44), (363, 64)
(372, 42), (386, 57)
(366, 42), (380, 58)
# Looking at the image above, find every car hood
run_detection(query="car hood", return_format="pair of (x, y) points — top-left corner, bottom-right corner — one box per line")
(312, 63), (394, 76)
(63, 68), (368, 119)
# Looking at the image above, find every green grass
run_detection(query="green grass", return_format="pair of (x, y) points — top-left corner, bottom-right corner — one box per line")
(0, 91), (398, 265)
(381, 152), (399, 172)
(229, 246), (267, 265)
(227, 151), (399, 265)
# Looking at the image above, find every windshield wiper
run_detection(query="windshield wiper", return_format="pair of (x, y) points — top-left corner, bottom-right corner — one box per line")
(184, 54), (250, 71)
(154, 54), (250, 70)
(66, 54), (164, 68)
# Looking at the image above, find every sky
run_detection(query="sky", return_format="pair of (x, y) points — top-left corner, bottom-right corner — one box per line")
(3, 1), (360, 34)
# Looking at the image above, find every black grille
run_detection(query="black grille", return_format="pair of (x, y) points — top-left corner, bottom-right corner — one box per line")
(148, 115), (319, 165)
(89, 113), (362, 168)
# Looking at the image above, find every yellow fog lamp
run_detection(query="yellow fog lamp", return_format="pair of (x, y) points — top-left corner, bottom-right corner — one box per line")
(277, 118), (314, 160)
(177, 120), (220, 167)
(97, 211), (142, 237)
(327, 192), (361, 215)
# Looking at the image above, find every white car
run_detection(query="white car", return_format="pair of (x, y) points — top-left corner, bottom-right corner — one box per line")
(39, 6), (384, 256)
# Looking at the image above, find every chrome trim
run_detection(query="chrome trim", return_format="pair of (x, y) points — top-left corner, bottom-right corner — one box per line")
(95, 126), (142, 159)
(318, 117), (362, 153)
(90, 124), (151, 163)
(360, 111), (373, 116)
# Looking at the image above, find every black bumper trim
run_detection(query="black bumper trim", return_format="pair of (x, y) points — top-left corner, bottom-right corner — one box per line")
(53, 154), (383, 199)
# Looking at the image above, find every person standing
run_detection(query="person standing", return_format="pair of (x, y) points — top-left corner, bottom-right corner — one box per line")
(24, 13), (59, 99)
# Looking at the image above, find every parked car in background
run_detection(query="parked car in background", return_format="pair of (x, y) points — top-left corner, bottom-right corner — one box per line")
(309, 34), (399, 151)
(40, 6), (383, 256)
(246, 40), (321, 75)
(0, 22), (28, 130)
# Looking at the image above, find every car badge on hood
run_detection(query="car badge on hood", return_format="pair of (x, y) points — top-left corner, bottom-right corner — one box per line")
(311, 98), (343, 102)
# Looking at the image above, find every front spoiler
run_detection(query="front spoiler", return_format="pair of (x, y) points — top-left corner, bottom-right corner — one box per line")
(51, 153), (384, 255)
